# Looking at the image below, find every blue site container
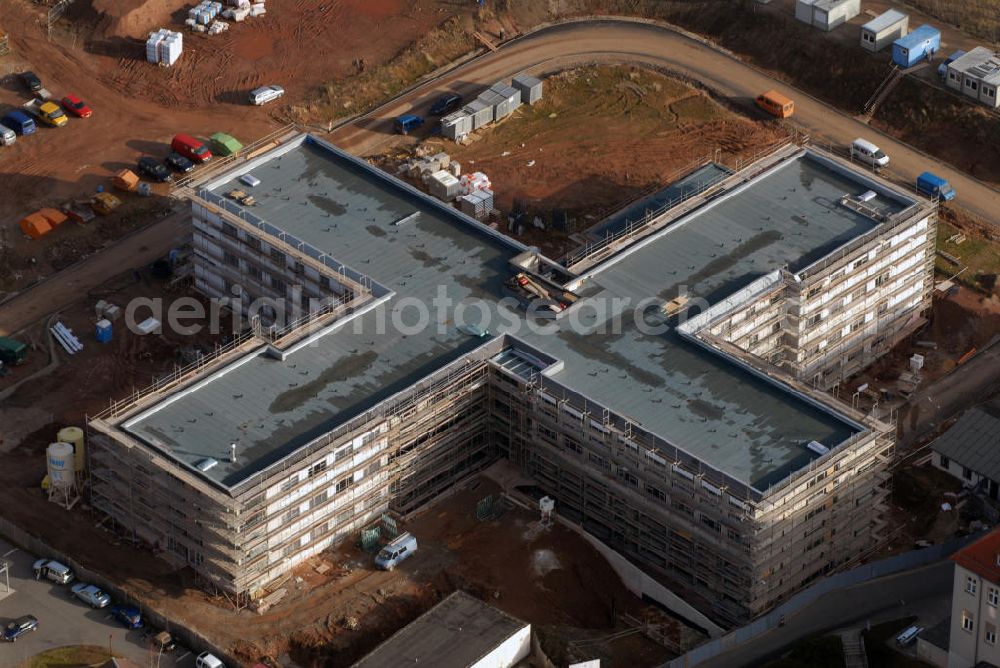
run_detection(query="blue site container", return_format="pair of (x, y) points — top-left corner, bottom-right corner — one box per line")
(95, 319), (112, 343)
(892, 25), (941, 68)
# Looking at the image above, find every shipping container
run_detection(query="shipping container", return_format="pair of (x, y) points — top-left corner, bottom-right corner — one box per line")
(812, 0), (859, 31)
(512, 74), (543, 105)
(440, 111), (472, 140)
(892, 25), (940, 68)
(796, 0), (858, 31)
(860, 10), (908, 53)
(463, 100), (494, 130)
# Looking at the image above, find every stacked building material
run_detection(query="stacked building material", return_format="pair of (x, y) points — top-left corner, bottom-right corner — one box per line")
(459, 172), (491, 196)
(146, 29), (183, 65)
(187, 1), (222, 25)
(457, 188), (494, 220)
(428, 170), (461, 201)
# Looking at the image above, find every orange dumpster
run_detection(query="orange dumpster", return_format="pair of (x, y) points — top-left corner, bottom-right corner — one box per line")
(19, 213), (53, 240)
(38, 207), (68, 228)
(112, 169), (140, 192)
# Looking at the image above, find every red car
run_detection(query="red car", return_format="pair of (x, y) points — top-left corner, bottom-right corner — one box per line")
(171, 134), (213, 164)
(61, 95), (92, 118)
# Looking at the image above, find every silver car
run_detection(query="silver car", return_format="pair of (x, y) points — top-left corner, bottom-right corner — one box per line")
(70, 583), (111, 608)
(249, 85), (284, 106)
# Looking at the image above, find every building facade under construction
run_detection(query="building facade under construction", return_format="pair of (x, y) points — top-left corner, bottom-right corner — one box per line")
(88, 134), (936, 625)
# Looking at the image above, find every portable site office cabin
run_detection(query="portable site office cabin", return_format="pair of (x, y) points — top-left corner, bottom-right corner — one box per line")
(945, 47), (1000, 109)
(861, 10), (909, 53)
(796, 0), (859, 31)
(892, 24), (940, 68)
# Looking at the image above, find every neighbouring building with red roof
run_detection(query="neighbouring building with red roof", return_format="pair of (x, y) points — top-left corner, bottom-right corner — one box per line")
(948, 529), (1000, 668)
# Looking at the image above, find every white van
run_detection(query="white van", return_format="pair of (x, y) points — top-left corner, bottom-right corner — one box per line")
(0, 126), (14, 146)
(374, 532), (417, 571)
(896, 625), (923, 646)
(249, 85), (284, 106)
(33, 558), (74, 584)
(196, 652), (225, 668)
(851, 138), (890, 168)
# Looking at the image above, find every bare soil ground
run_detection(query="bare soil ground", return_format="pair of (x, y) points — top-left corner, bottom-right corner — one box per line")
(376, 65), (787, 258)
(0, 0), (474, 294)
(896, 0), (1000, 42)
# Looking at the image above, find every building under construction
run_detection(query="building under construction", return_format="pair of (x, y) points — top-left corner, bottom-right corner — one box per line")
(88, 134), (936, 625)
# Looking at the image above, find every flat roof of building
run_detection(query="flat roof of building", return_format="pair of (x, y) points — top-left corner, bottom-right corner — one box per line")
(121, 135), (920, 491)
(862, 9), (907, 33)
(950, 46), (1000, 85)
(352, 591), (528, 668)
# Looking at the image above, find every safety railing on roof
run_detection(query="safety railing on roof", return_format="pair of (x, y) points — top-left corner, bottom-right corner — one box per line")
(562, 133), (809, 271)
(90, 326), (263, 422)
(171, 124), (300, 192)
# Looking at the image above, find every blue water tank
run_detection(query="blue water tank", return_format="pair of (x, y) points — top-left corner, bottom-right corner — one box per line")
(95, 319), (113, 344)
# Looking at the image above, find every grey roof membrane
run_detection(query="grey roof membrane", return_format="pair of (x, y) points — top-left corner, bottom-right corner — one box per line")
(123, 136), (913, 490)
(931, 404), (1000, 482)
(352, 590), (527, 668)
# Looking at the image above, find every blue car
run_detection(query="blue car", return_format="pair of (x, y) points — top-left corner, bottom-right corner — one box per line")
(4, 615), (38, 642)
(394, 114), (424, 135)
(110, 604), (143, 629)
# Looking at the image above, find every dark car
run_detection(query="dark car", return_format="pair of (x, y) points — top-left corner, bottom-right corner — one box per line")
(165, 152), (194, 173)
(429, 93), (462, 116)
(20, 71), (42, 92)
(137, 157), (173, 183)
(110, 604), (143, 629)
(4, 615), (38, 642)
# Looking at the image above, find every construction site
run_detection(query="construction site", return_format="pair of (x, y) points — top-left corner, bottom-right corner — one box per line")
(80, 129), (939, 631)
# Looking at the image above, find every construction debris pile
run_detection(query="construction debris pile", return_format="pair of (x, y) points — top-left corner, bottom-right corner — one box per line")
(145, 29), (183, 66)
(185, 0), (266, 35)
(396, 152), (495, 221)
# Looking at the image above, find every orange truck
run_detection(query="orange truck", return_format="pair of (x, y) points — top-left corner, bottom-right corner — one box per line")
(755, 90), (795, 118)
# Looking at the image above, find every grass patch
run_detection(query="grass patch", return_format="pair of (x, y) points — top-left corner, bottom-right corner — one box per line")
(301, 16), (475, 124)
(862, 617), (927, 668)
(897, 0), (1000, 42)
(18, 645), (115, 668)
(761, 634), (846, 668)
(934, 208), (1000, 292)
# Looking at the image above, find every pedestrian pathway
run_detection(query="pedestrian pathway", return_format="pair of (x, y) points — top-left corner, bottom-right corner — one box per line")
(841, 628), (868, 668)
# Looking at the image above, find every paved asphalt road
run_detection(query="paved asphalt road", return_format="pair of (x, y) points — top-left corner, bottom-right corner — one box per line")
(696, 559), (955, 668)
(0, 538), (195, 667)
(4, 18), (1000, 337)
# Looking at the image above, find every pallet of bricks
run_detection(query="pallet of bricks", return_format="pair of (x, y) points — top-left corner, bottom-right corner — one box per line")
(0, 29), (9, 57)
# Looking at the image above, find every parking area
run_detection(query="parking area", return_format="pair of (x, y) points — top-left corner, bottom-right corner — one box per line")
(0, 537), (195, 666)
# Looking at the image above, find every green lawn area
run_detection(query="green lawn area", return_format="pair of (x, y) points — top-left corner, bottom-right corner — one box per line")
(18, 645), (115, 668)
(761, 634), (846, 668)
(935, 214), (1000, 292)
(862, 617), (927, 668)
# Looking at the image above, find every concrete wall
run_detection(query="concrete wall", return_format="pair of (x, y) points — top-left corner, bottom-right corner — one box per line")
(555, 512), (724, 638)
(472, 624), (532, 668)
(918, 636), (949, 668)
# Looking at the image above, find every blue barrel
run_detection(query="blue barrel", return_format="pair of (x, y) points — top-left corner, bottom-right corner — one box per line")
(95, 319), (112, 344)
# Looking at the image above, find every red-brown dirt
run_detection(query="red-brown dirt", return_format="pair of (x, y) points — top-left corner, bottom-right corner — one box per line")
(0, 0), (474, 295)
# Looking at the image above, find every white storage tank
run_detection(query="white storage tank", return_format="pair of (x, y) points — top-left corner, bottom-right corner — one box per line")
(47, 442), (76, 488)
